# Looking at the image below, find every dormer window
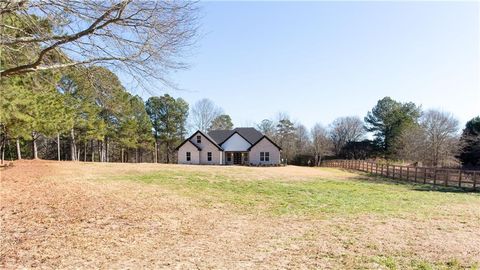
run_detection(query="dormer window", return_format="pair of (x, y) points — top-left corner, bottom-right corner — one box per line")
(196, 135), (201, 143)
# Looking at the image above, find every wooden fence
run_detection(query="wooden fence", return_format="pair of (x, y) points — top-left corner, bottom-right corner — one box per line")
(322, 160), (479, 191)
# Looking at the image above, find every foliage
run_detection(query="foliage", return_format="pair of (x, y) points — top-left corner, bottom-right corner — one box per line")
(146, 94), (189, 162)
(364, 97), (421, 156)
(459, 116), (480, 168)
(340, 140), (380, 160)
(275, 117), (296, 162)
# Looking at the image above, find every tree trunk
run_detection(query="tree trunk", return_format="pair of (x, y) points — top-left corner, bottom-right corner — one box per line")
(97, 140), (103, 162)
(316, 154), (322, 167)
(84, 142), (87, 162)
(0, 139), (5, 164)
(154, 141), (158, 163)
(105, 137), (109, 163)
(135, 148), (139, 163)
(121, 148), (124, 163)
(32, 132), (38, 159)
(16, 139), (22, 160)
(70, 129), (77, 161)
(57, 133), (61, 161)
(91, 140), (95, 162)
(1, 142), (4, 165)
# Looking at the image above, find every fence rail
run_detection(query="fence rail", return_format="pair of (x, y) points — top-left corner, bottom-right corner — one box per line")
(321, 160), (479, 191)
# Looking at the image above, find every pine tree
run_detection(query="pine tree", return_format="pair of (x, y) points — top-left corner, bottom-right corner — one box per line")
(146, 95), (189, 163)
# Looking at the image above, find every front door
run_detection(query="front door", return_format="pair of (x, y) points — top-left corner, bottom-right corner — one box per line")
(233, 152), (242, 164)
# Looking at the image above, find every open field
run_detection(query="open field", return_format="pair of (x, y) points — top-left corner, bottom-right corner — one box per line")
(1, 161), (479, 269)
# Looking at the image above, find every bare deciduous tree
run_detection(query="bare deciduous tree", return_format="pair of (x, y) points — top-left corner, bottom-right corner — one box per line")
(421, 110), (461, 167)
(395, 110), (461, 167)
(294, 123), (310, 156)
(329, 116), (365, 155)
(395, 125), (428, 164)
(311, 123), (332, 166)
(257, 119), (275, 137)
(190, 99), (222, 132)
(0, 0), (198, 87)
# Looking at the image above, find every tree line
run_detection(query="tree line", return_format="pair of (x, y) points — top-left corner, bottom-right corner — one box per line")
(0, 69), (237, 164)
(1, 72), (479, 169)
(254, 97), (479, 169)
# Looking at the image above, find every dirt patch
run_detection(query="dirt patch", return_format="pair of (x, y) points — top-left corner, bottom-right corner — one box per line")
(1, 160), (479, 269)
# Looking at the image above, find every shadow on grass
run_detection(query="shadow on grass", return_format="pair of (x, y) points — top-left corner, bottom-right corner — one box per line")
(337, 169), (479, 194)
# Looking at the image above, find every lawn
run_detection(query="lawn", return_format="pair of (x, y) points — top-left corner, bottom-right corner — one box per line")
(120, 169), (477, 217)
(1, 161), (479, 269)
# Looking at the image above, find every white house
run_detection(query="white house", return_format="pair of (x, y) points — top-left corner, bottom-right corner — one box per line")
(176, 127), (281, 165)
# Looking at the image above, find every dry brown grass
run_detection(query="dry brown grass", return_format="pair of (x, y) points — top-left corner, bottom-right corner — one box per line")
(1, 160), (479, 269)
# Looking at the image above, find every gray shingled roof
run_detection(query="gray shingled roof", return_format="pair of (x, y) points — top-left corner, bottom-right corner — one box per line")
(207, 127), (263, 145)
(233, 127), (263, 145)
(207, 130), (234, 145)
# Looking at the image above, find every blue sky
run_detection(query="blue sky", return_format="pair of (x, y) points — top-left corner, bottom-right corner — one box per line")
(136, 1), (479, 130)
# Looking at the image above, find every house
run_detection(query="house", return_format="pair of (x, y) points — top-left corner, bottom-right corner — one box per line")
(176, 127), (281, 165)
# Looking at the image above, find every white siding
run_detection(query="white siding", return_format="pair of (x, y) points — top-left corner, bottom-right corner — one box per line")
(249, 138), (281, 165)
(177, 141), (200, 164)
(199, 141), (223, 165)
(221, 133), (251, 151)
(192, 132), (223, 165)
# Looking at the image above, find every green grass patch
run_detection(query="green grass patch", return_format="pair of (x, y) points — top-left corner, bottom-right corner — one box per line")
(114, 169), (480, 217)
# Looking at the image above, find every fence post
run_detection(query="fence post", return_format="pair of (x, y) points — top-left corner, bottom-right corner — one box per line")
(386, 164), (389, 178)
(414, 167), (418, 183)
(375, 163), (378, 175)
(407, 166), (410, 181)
(433, 168), (437, 186)
(381, 164), (384, 176)
(399, 166), (403, 180)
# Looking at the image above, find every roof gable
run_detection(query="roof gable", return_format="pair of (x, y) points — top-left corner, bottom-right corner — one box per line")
(248, 135), (282, 151)
(175, 138), (201, 151)
(175, 130), (223, 151)
(221, 133), (251, 151)
(234, 127), (263, 145)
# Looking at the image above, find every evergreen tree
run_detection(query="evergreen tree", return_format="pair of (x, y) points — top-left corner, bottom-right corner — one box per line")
(364, 97), (421, 156)
(459, 116), (480, 168)
(58, 69), (107, 161)
(275, 118), (296, 163)
(146, 95), (189, 163)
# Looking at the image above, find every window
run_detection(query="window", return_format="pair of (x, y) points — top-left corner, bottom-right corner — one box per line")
(260, 152), (265, 161)
(186, 152), (191, 161)
(265, 152), (270, 161)
(197, 135), (201, 143)
(207, 152), (212, 161)
(227, 153), (232, 162)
